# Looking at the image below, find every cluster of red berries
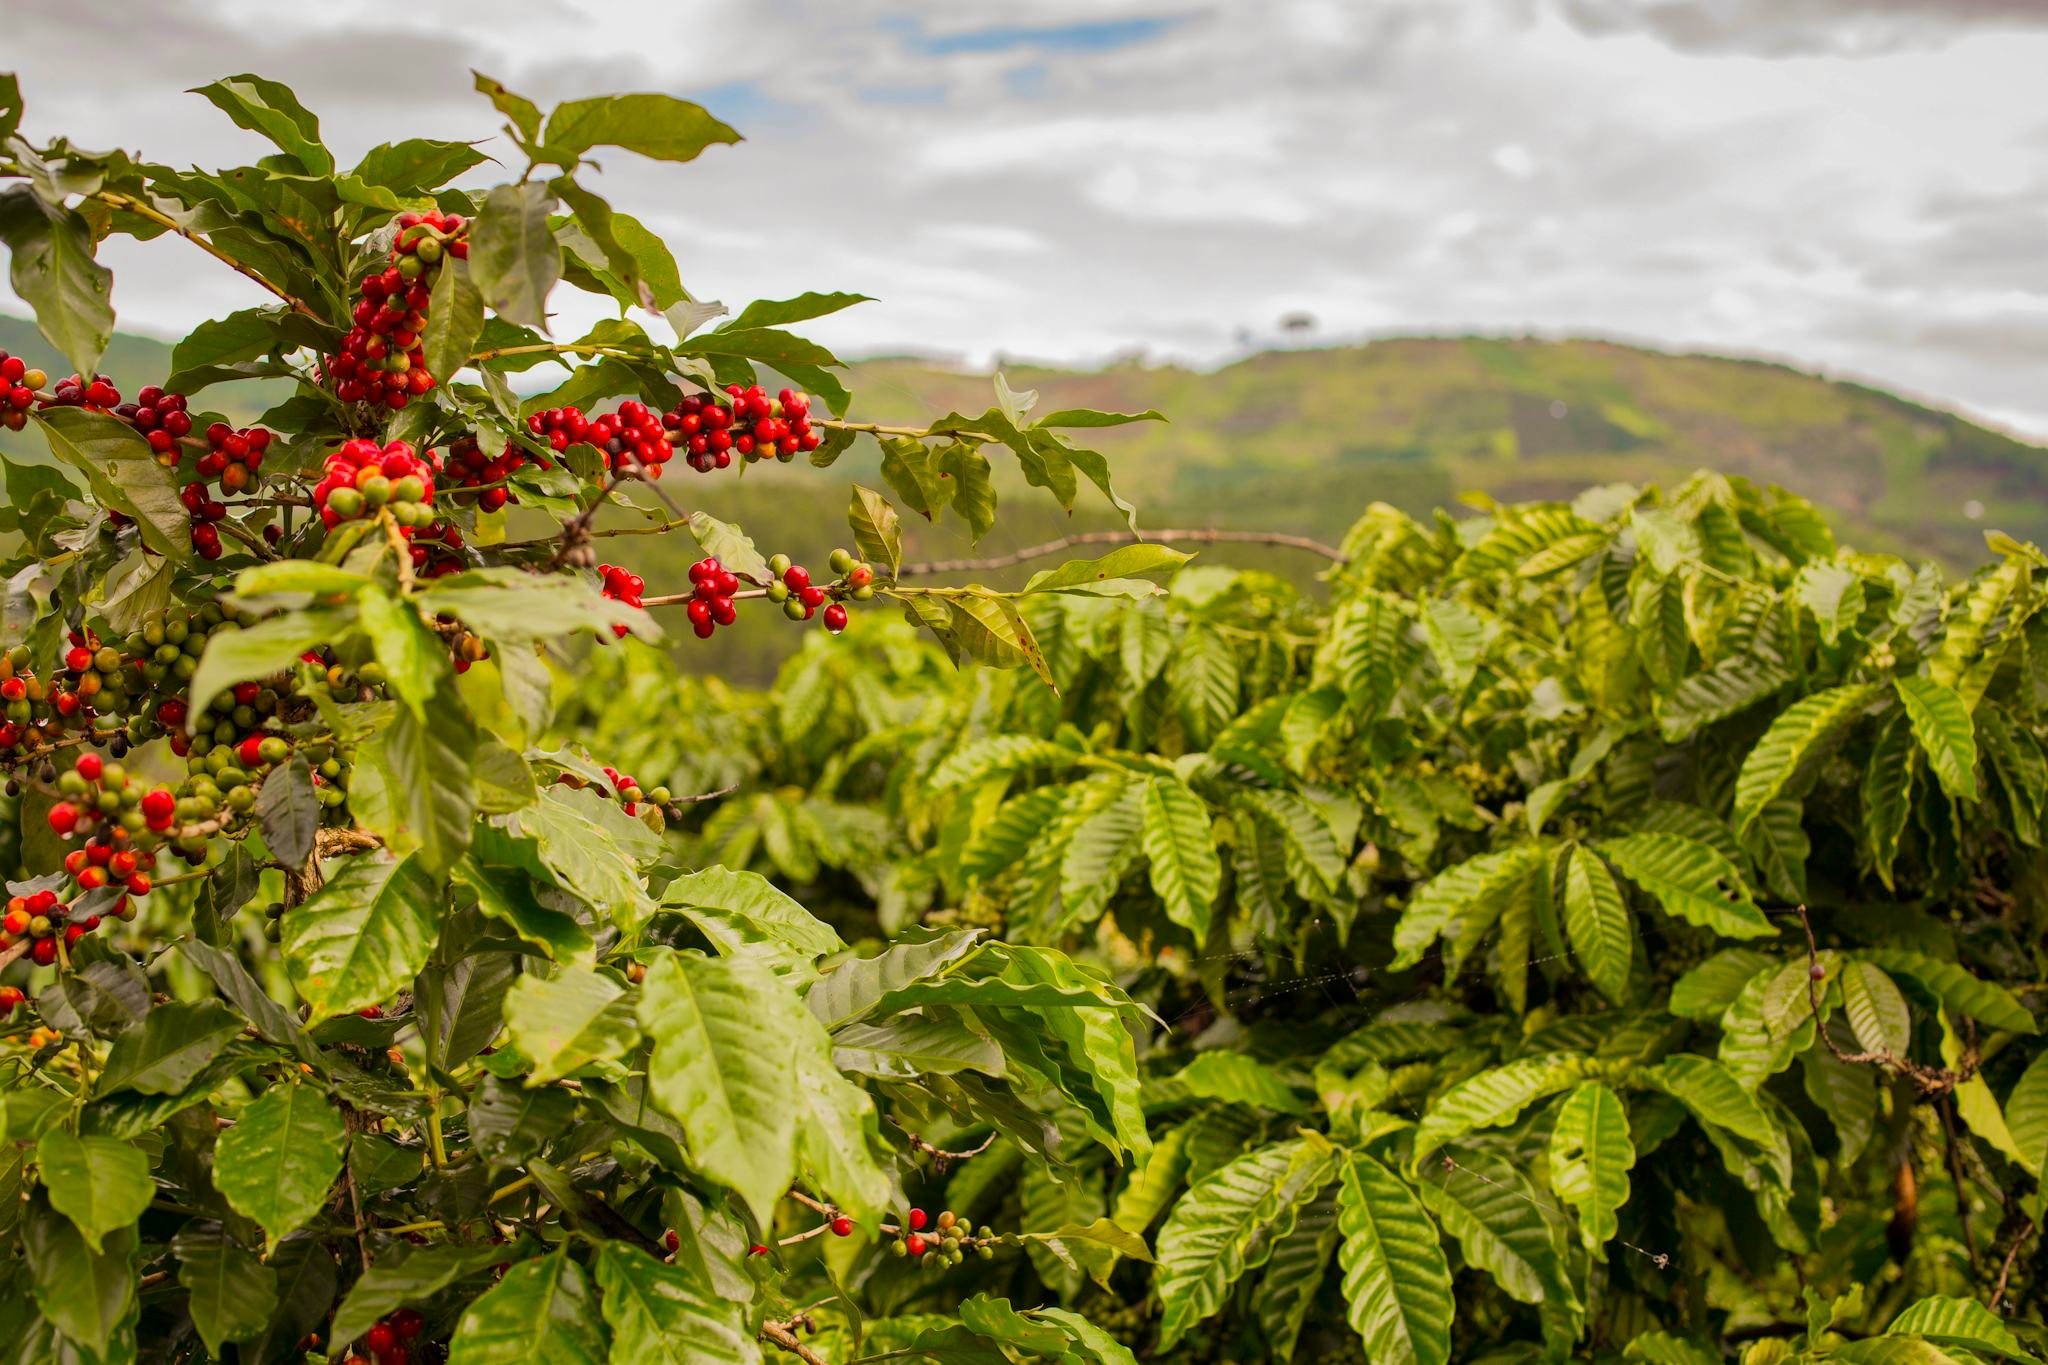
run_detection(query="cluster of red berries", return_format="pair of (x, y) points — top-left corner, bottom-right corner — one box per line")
(328, 210), (468, 410)
(409, 518), (467, 579)
(179, 481), (232, 560)
(314, 439), (437, 529)
(2, 886), (78, 967)
(49, 750), (179, 838)
(599, 564), (648, 639)
(114, 386), (195, 466)
(1, 628), (130, 747)
(195, 421), (270, 494)
(766, 552), (867, 634)
(664, 385), (820, 473)
(596, 764), (668, 817)
(0, 352), (50, 432)
(683, 558), (740, 639)
(343, 1308), (424, 1365)
(441, 433), (549, 512)
(40, 372), (121, 411)
(530, 401), (673, 478)
(56, 629), (130, 713)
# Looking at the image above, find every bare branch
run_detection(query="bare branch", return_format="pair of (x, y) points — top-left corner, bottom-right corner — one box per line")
(897, 527), (1346, 577)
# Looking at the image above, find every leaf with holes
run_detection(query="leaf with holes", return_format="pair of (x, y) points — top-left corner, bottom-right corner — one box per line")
(1547, 1082), (1635, 1251)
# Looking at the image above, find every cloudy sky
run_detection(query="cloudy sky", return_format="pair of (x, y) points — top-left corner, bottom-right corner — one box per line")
(6, 0), (2048, 433)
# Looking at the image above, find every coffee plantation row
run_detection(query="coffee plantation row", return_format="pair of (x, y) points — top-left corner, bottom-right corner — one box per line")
(0, 68), (2044, 1365)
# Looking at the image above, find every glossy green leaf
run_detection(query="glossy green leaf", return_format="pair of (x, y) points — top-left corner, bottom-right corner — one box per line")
(639, 952), (808, 1224)
(594, 1243), (759, 1365)
(1176, 1051), (1310, 1115)
(1154, 1139), (1340, 1346)
(1141, 776), (1221, 942)
(0, 186), (115, 377)
(469, 182), (561, 329)
(211, 1083), (348, 1251)
(191, 74), (332, 172)
(662, 866), (843, 963)
(1336, 1152), (1454, 1365)
(448, 1247), (607, 1364)
(1861, 949), (2037, 1035)
(542, 93), (740, 165)
(1412, 1054), (1588, 1164)
(1596, 832), (1773, 939)
(32, 406), (187, 560)
(1886, 1294), (2035, 1361)
(94, 999), (241, 1096)
(282, 851), (442, 1023)
(1894, 675), (1979, 802)
(1732, 684), (1882, 834)
(1842, 960), (1912, 1056)
(503, 966), (639, 1084)
(35, 1130), (152, 1252)
(1562, 844), (1633, 1003)
(23, 1194), (136, 1354)
(173, 1227), (278, 1356)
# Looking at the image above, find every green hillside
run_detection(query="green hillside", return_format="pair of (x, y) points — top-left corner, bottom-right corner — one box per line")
(843, 336), (2048, 569)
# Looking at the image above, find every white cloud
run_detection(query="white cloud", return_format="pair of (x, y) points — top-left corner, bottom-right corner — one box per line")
(2, 0), (2047, 434)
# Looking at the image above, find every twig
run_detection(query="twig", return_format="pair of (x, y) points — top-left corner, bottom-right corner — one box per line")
(897, 527), (1346, 577)
(669, 784), (739, 805)
(902, 1130), (998, 1164)
(468, 341), (639, 366)
(497, 518), (691, 551)
(214, 517), (277, 562)
(90, 188), (322, 319)
(761, 1321), (831, 1365)
(341, 1107), (373, 1272)
(1938, 1096), (1980, 1265)
(1990, 1217), (2033, 1312)
(378, 510), (415, 593)
(1795, 906), (1972, 1094)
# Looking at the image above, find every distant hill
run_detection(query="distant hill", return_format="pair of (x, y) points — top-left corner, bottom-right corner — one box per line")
(841, 337), (2048, 570)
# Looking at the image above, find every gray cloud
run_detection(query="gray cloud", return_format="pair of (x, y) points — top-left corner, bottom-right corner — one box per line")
(1552, 0), (2048, 55)
(4, 0), (2047, 436)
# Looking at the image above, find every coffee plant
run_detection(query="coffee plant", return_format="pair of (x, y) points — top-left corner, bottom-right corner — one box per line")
(0, 69), (1181, 1364)
(559, 477), (2048, 1359)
